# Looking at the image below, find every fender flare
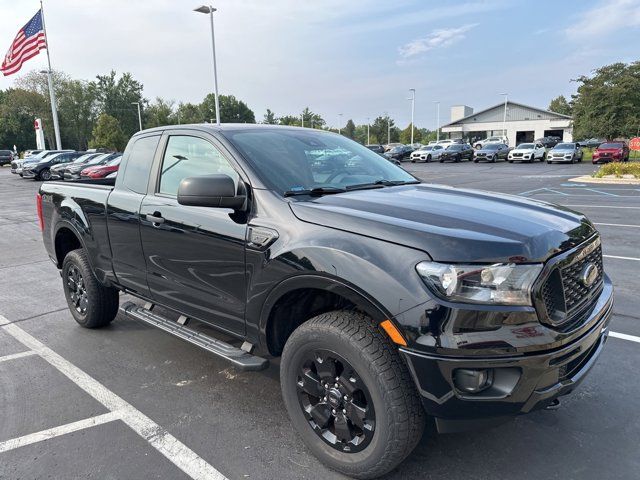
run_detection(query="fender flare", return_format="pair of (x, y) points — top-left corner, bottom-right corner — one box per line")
(53, 219), (90, 267)
(257, 274), (394, 347)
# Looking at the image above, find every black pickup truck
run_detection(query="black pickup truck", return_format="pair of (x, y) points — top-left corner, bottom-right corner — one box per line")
(39, 124), (613, 479)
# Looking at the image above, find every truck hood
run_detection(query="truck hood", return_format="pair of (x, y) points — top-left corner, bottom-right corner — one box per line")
(289, 184), (595, 263)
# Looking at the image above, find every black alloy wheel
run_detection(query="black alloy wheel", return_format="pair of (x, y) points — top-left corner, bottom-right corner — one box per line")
(296, 349), (376, 453)
(66, 264), (88, 316)
(39, 168), (52, 181)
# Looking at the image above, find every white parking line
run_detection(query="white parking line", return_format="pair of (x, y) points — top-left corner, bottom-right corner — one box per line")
(0, 411), (121, 453)
(0, 315), (228, 480)
(594, 223), (640, 228)
(610, 332), (640, 344)
(562, 205), (640, 209)
(0, 350), (37, 363)
(603, 255), (640, 262)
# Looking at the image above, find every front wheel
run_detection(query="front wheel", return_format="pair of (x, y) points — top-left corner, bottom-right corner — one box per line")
(39, 168), (52, 181)
(62, 249), (119, 328)
(281, 311), (425, 479)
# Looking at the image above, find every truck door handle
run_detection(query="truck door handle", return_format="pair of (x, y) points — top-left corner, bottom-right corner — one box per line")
(146, 213), (165, 225)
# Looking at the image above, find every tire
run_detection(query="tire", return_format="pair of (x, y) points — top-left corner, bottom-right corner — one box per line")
(547, 160), (552, 164)
(439, 160), (444, 163)
(508, 160), (513, 163)
(39, 168), (51, 181)
(281, 311), (425, 480)
(62, 249), (119, 328)
(473, 159), (478, 163)
(542, 152), (547, 161)
(426, 155), (431, 163)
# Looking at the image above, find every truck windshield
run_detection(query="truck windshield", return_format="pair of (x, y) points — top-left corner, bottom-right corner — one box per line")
(225, 129), (417, 195)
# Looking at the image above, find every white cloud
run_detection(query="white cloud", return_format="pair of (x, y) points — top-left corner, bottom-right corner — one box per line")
(398, 24), (479, 58)
(566, 0), (640, 39)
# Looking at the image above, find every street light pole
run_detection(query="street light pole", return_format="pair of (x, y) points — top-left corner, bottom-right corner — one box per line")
(387, 116), (391, 145)
(409, 89), (415, 145)
(132, 102), (142, 131)
(338, 113), (343, 134)
(433, 101), (440, 142)
(195, 5), (221, 125)
(500, 92), (508, 139)
(367, 117), (370, 145)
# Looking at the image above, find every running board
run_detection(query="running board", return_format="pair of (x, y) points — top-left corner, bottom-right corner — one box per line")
(119, 301), (269, 371)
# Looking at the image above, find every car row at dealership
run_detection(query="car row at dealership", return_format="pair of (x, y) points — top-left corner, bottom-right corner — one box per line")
(9, 149), (122, 181)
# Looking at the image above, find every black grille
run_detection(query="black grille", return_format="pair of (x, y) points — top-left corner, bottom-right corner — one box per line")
(513, 153), (523, 157)
(540, 238), (603, 327)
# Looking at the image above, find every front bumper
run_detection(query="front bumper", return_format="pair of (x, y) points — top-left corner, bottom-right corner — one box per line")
(22, 169), (37, 178)
(401, 278), (613, 430)
(64, 172), (82, 180)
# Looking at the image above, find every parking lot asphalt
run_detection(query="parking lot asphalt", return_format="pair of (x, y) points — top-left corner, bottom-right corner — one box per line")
(1, 160), (639, 480)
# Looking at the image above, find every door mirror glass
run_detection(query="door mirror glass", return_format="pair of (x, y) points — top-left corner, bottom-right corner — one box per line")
(177, 174), (246, 209)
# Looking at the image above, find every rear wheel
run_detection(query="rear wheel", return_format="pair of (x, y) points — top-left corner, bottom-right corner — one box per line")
(281, 311), (425, 479)
(62, 249), (119, 328)
(39, 168), (51, 181)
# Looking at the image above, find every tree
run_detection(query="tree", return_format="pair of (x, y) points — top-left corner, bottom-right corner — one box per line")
(279, 115), (301, 126)
(370, 115), (399, 144)
(145, 97), (175, 128)
(263, 108), (278, 124)
(399, 124), (423, 144)
(57, 79), (98, 150)
(301, 107), (325, 129)
(175, 102), (202, 124)
(548, 95), (572, 116)
(200, 94), (255, 123)
(89, 113), (127, 151)
(343, 119), (356, 139)
(94, 71), (144, 138)
(0, 88), (49, 151)
(571, 61), (640, 140)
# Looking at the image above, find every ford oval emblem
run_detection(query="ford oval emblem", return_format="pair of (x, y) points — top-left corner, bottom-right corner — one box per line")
(580, 263), (599, 287)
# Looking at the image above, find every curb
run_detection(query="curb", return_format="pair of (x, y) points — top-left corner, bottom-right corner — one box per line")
(568, 175), (640, 185)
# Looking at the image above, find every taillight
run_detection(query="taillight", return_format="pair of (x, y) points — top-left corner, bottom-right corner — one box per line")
(36, 193), (44, 231)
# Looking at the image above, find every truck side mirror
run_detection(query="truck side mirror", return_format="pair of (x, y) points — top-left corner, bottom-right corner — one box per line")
(177, 174), (246, 210)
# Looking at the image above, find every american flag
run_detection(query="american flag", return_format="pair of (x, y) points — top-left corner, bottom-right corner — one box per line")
(1, 10), (47, 77)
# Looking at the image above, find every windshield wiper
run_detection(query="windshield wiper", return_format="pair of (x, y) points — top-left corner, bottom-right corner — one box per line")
(283, 186), (347, 197)
(346, 179), (420, 190)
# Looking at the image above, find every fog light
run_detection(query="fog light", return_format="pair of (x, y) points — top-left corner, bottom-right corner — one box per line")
(453, 368), (494, 393)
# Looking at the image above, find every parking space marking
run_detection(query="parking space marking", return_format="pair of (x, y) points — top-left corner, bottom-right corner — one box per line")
(610, 332), (640, 344)
(0, 350), (37, 363)
(0, 315), (228, 480)
(0, 411), (121, 453)
(562, 205), (640, 209)
(603, 255), (640, 262)
(594, 223), (640, 228)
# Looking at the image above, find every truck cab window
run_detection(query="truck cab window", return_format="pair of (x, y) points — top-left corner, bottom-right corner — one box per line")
(158, 135), (239, 196)
(122, 135), (160, 194)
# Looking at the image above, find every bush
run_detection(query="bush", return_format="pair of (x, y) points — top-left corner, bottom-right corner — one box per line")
(593, 161), (640, 178)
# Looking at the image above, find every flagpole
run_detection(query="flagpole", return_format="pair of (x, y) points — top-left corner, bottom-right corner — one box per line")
(39, 0), (62, 150)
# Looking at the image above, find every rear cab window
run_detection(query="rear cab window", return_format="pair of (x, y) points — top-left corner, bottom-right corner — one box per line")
(121, 135), (161, 194)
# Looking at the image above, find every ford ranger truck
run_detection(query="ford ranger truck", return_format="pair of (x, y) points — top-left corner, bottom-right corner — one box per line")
(38, 124), (613, 479)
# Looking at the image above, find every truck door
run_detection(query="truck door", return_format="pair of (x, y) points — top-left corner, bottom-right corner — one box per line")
(139, 132), (248, 335)
(107, 134), (161, 298)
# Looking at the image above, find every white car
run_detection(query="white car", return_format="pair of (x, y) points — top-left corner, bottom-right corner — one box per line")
(474, 136), (508, 149)
(436, 139), (457, 146)
(507, 142), (546, 163)
(410, 145), (446, 163)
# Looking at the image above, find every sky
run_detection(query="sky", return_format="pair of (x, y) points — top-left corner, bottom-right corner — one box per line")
(1, 0), (639, 130)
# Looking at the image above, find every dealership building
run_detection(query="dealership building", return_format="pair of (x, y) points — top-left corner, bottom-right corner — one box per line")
(440, 101), (573, 146)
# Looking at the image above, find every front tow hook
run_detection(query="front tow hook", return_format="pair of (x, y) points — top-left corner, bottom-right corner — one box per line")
(545, 398), (561, 411)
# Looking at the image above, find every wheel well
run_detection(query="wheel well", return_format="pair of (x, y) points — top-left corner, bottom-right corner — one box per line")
(55, 227), (81, 267)
(266, 288), (358, 357)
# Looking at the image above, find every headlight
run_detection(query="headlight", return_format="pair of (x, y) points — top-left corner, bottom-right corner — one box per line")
(415, 261), (543, 306)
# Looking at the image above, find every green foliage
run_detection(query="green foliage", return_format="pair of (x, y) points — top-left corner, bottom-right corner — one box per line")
(57, 80), (98, 150)
(301, 107), (325, 129)
(279, 115), (301, 126)
(370, 116), (399, 144)
(399, 124), (424, 144)
(89, 113), (127, 151)
(343, 119), (356, 139)
(263, 108), (278, 124)
(0, 88), (50, 150)
(572, 61), (640, 140)
(548, 95), (572, 116)
(175, 102), (202, 124)
(94, 71), (144, 138)
(593, 161), (640, 178)
(200, 94), (255, 123)
(145, 97), (175, 128)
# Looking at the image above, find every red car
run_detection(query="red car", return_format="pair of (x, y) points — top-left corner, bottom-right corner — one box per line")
(592, 141), (630, 164)
(80, 155), (122, 178)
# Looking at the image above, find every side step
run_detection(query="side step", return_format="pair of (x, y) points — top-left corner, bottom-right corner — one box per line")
(119, 301), (269, 371)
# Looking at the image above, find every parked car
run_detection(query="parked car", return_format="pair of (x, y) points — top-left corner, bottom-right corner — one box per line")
(436, 139), (459, 146)
(365, 144), (385, 154)
(508, 142), (546, 163)
(0, 150), (13, 166)
(410, 144), (446, 163)
(383, 142), (403, 152)
(473, 143), (510, 162)
(536, 137), (560, 148)
(439, 143), (474, 162)
(24, 149), (43, 158)
(546, 143), (584, 164)
(39, 124), (612, 479)
(50, 153), (103, 180)
(473, 136), (508, 149)
(13, 150), (75, 176)
(384, 145), (412, 161)
(592, 142), (630, 164)
(22, 151), (84, 180)
(63, 152), (119, 180)
(80, 155), (123, 179)
(578, 138), (606, 149)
